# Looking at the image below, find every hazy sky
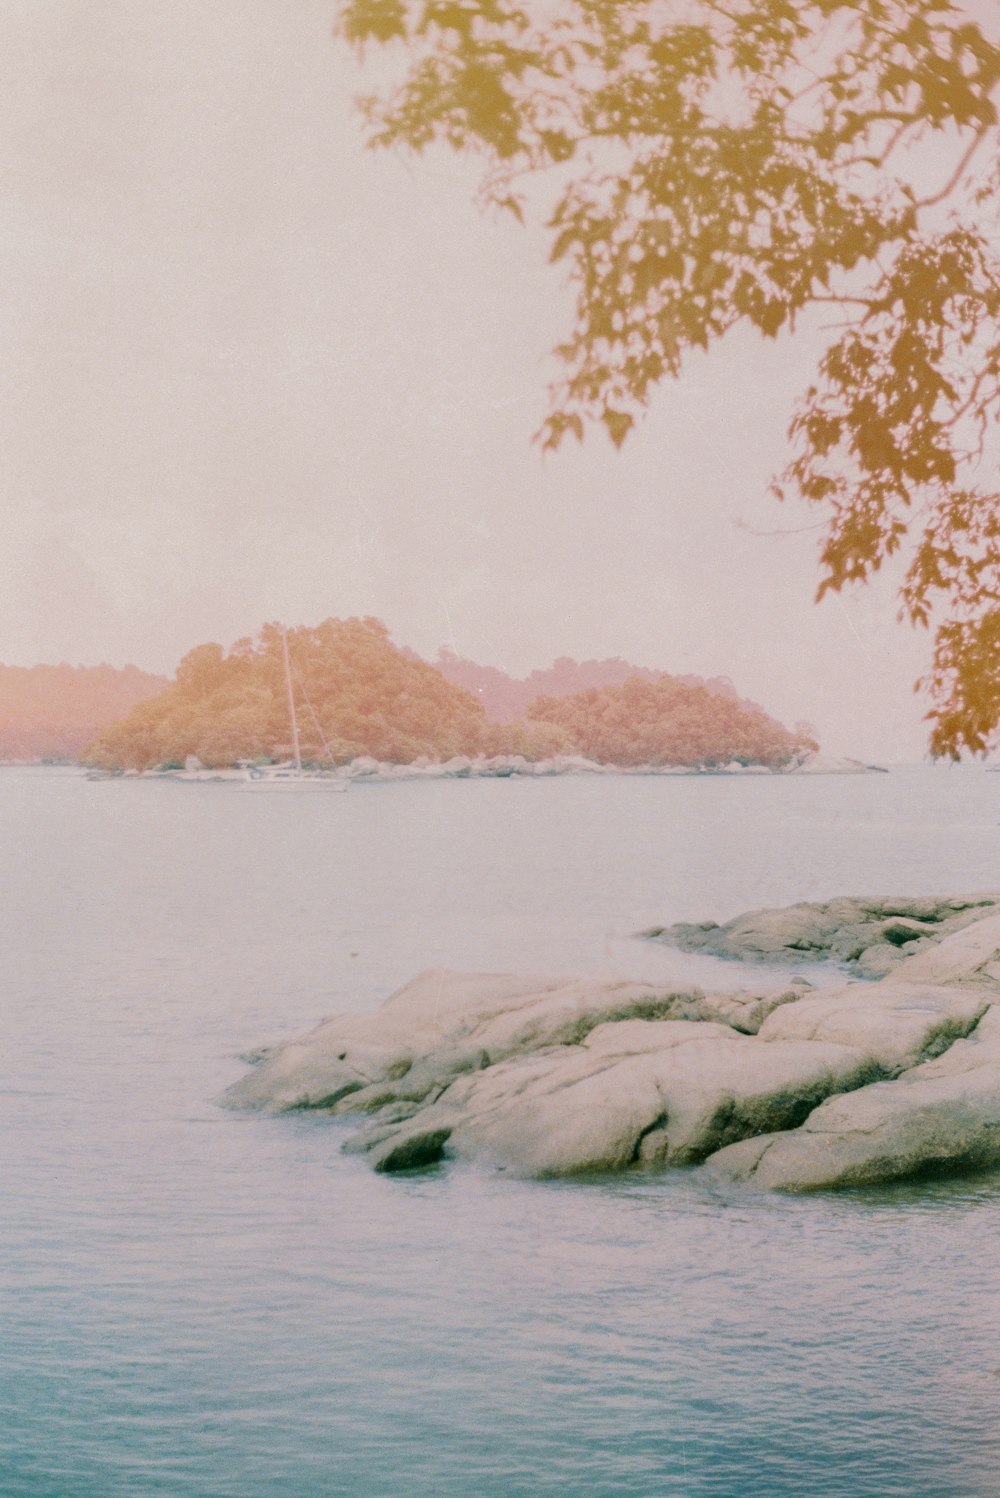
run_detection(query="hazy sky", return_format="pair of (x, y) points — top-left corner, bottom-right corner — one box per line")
(2, 0), (970, 759)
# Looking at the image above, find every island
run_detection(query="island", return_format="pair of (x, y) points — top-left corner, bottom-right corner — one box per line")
(225, 893), (1000, 1191)
(82, 616), (840, 775)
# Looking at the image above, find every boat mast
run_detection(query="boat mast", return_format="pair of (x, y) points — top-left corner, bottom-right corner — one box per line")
(280, 625), (302, 772)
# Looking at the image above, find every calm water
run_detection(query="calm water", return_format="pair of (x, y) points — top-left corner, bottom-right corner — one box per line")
(4, 764), (1000, 1497)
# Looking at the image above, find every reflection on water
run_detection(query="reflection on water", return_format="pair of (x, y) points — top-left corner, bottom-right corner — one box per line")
(2, 765), (1000, 1496)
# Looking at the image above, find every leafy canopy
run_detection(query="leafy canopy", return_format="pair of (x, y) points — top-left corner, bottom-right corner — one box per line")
(339, 0), (1000, 756)
(84, 617), (814, 771)
(85, 619), (490, 769)
(526, 673), (815, 766)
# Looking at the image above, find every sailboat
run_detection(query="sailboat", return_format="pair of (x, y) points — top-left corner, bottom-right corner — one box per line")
(244, 626), (348, 790)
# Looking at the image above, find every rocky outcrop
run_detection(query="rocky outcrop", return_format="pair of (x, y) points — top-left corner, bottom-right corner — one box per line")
(225, 903), (1000, 1189)
(333, 754), (889, 782)
(646, 894), (1000, 980)
(704, 912), (1000, 1190)
(349, 1021), (881, 1177)
(706, 1004), (1000, 1191)
(225, 969), (813, 1115)
(789, 753), (887, 774)
(133, 751), (888, 782)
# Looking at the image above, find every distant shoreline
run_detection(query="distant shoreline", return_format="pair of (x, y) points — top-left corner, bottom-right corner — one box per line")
(72, 751), (889, 782)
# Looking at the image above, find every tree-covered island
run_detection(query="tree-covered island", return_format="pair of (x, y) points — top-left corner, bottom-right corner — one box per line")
(82, 617), (817, 772)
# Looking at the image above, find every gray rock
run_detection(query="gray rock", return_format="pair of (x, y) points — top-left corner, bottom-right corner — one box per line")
(223, 969), (811, 1115)
(789, 753), (888, 774)
(225, 897), (1000, 1188)
(353, 1022), (881, 1177)
(345, 756), (382, 778)
(706, 1006), (1000, 1191)
(755, 980), (987, 1071)
(346, 978), (986, 1178)
(440, 757), (473, 777)
(884, 910), (1000, 989)
(647, 894), (1000, 975)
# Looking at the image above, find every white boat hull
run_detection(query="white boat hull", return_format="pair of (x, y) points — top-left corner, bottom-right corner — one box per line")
(243, 771), (348, 791)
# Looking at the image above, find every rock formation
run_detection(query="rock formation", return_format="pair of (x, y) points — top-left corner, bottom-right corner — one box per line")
(646, 894), (1000, 979)
(225, 898), (1000, 1191)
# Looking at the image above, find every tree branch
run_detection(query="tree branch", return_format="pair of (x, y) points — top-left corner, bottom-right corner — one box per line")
(913, 125), (993, 213)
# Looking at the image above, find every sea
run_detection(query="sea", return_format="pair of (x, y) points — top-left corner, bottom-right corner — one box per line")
(3, 763), (1000, 1497)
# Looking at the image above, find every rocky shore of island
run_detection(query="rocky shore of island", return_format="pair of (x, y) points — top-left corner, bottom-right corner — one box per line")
(645, 893), (1000, 980)
(225, 892), (1000, 1191)
(331, 750), (886, 780)
(97, 749), (886, 782)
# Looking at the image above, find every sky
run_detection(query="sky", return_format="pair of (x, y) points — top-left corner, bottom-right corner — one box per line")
(1, 0), (974, 761)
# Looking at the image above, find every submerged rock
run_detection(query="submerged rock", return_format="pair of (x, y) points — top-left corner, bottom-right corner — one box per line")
(646, 893), (1000, 978)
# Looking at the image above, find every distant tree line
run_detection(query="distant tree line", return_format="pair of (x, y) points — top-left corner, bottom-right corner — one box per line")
(0, 663), (166, 762)
(82, 617), (816, 771)
(425, 647), (743, 724)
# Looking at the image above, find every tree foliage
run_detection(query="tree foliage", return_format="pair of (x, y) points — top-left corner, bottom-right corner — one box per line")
(526, 673), (816, 766)
(429, 645), (742, 721)
(339, 0), (1000, 756)
(84, 619), (489, 770)
(82, 617), (812, 771)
